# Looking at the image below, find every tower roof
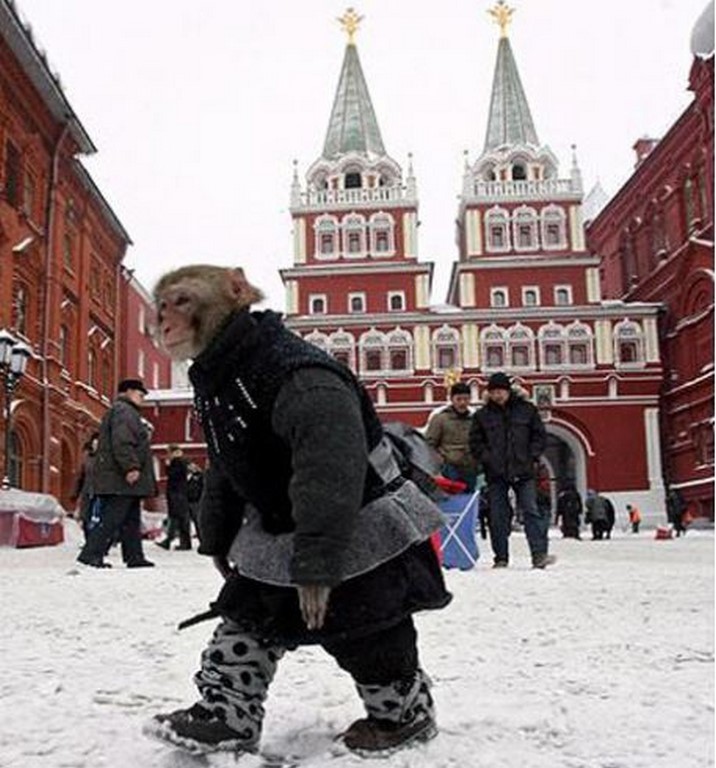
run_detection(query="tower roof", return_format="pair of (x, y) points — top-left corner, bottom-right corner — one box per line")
(483, 14), (539, 152)
(321, 35), (386, 160)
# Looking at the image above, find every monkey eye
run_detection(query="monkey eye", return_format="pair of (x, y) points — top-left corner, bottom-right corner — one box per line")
(174, 295), (190, 308)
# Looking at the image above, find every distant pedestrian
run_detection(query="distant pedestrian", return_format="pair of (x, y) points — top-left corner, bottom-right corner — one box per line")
(585, 490), (609, 540)
(70, 432), (99, 540)
(426, 382), (478, 492)
(77, 378), (157, 569)
(666, 487), (687, 537)
(186, 462), (204, 528)
(627, 504), (642, 534)
(603, 496), (616, 539)
(157, 446), (192, 551)
(469, 372), (555, 569)
(555, 484), (582, 539)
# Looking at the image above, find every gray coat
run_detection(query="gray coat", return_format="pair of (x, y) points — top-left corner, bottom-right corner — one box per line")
(92, 397), (157, 497)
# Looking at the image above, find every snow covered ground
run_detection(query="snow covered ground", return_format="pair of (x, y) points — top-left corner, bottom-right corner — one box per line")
(1, 521), (713, 768)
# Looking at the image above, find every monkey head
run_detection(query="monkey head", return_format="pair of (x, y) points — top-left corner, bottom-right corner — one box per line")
(154, 265), (264, 360)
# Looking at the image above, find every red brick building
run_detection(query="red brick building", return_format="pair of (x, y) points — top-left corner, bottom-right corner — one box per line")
(0, 0), (170, 508)
(587, 4), (714, 518)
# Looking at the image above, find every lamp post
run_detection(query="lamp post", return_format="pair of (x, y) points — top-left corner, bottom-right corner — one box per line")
(0, 329), (31, 490)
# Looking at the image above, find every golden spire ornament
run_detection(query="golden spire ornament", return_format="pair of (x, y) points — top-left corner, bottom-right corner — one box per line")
(488, 1), (515, 38)
(338, 7), (363, 45)
(443, 368), (463, 395)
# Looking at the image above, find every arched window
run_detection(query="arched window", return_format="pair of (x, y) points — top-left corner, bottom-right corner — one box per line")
(314, 216), (339, 260)
(8, 430), (23, 489)
(513, 207), (539, 251)
(328, 330), (355, 370)
(566, 322), (594, 367)
(485, 207), (510, 252)
(554, 286), (572, 306)
(512, 163), (527, 181)
(359, 330), (386, 374)
(369, 213), (395, 255)
(522, 287), (540, 306)
(433, 326), (460, 371)
(541, 206), (567, 249)
(507, 324), (534, 369)
(386, 329), (413, 373)
(342, 214), (366, 257)
(480, 325), (507, 370)
(491, 288), (509, 308)
(614, 320), (645, 366)
(388, 292), (405, 311)
(344, 171), (362, 189)
(309, 295), (327, 315)
(539, 323), (566, 368)
(304, 330), (329, 352)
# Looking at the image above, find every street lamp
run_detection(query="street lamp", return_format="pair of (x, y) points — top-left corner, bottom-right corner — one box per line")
(0, 329), (32, 489)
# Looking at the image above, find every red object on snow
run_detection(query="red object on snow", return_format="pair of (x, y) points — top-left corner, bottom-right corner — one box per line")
(0, 489), (65, 548)
(434, 475), (468, 494)
(430, 532), (443, 564)
(655, 525), (673, 540)
(14, 513), (64, 547)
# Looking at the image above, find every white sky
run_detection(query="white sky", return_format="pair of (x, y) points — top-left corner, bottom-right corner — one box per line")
(14, 0), (710, 307)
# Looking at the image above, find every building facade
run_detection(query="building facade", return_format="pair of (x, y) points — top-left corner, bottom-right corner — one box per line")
(0, 1), (170, 508)
(587, 4), (714, 518)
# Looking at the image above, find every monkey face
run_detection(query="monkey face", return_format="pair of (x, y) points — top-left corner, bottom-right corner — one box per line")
(156, 285), (203, 360)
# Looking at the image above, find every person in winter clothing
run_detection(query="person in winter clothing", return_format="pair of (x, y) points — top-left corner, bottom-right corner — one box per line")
(469, 372), (554, 569)
(186, 461), (204, 527)
(603, 496), (616, 539)
(156, 445), (192, 550)
(627, 504), (642, 533)
(585, 490), (610, 540)
(666, 487), (687, 536)
(145, 265), (451, 757)
(555, 484), (582, 539)
(77, 379), (156, 569)
(425, 382), (478, 492)
(70, 432), (99, 540)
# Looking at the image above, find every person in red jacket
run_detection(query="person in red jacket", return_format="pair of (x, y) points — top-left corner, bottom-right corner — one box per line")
(627, 504), (642, 533)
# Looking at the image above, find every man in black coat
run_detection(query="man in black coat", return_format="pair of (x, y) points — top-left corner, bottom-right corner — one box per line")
(144, 285), (451, 758)
(469, 372), (554, 569)
(156, 445), (192, 550)
(77, 378), (156, 568)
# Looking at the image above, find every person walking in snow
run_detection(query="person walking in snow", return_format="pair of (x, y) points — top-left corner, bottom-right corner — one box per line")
(469, 372), (554, 569)
(156, 445), (192, 551)
(70, 432), (99, 540)
(627, 504), (642, 533)
(555, 483), (582, 539)
(585, 490), (610, 540)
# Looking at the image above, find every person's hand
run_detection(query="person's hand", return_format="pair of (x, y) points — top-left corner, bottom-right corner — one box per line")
(213, 555), (232, 580)
(297, 584), (331, 631)
(125, 469), (141, 485)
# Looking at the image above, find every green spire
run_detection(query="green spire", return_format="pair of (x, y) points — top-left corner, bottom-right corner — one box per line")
(322, 43), (386, 160)
(483, 36), (539, 152)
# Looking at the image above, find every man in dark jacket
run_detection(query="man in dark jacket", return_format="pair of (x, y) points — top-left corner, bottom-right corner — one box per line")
(77, 379), (156, 568)
(145, 268), (451, 758)
(156, 445), (192, 550)
(469, 372), (554, 569)
(426, 381), (478, 491)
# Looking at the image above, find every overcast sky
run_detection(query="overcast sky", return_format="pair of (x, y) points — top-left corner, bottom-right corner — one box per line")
(15, 0), (709, 307)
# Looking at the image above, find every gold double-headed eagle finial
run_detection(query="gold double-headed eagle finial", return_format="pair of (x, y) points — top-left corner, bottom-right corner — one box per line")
(338, 7), (363, 45)
(443, 367), (463, 395)
(488, 1), (515, 38)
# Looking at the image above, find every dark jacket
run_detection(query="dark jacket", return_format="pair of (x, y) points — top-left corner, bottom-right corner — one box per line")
(469, 390), (546, 481)
(188, 309), (449, 644)
(92, 397), (157, 497)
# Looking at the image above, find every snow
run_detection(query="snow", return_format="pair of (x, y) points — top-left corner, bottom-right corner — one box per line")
(1, 522), (713, 768)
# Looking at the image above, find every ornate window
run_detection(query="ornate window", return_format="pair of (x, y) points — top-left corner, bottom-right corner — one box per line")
(344, 170), (362, 189)
(8, 430), (23, 489)
(480, 325), (507, 370)
(541, 205), (567, 249)
(539, 323), (566, 368)
(304, 330), (329, 352)
(369, 213), (395, 256)
(490, 287), (509, 308)
(507, 324), (534, 369)
(566, 322), (594, 367)
(342, 214), (366, 257)
(309, 295), (327, 315)
(513, 207), (539, 251)
(328, 330), (355, 370)
(485, 207), (510, 252)
(614, 320), (645, 367)
(359, 330), (386, 374)
(522, 287), (540, 306)
(388, 291), (405, 312)
(386, 329), (413, 373)
(348, 292), (366, 313)
(554, 285), (573, 306)
(314, 215), (339, 260)
(433, 326), (460, 371)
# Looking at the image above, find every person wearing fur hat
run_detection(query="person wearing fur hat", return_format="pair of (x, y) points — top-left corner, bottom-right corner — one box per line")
(469, 372), (555, 569)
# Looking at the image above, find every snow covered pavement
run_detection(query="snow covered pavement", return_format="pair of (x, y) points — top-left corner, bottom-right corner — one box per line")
(0, 522), (712, 768)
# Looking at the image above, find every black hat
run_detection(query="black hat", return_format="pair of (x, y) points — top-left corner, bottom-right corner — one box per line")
(118, 378), (148, 395)
(449, 382), (470, 397)
(486, 372), (512, 391)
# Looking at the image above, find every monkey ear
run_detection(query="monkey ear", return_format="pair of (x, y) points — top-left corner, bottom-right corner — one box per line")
(229, 267), (264, 308)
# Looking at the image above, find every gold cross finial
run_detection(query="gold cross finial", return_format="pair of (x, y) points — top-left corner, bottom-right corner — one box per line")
(488, 1), (515, 38)
(338, 7), (363, 45)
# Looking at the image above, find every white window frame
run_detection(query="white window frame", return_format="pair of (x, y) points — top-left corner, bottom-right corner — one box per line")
(480, 324), (508, 371)
(507, 324), (535, 370)
(369, 212), (396, 257)
(538, 323), (567, 369)
(308, 294), (328, 315)
(485, 207), (511, 253)
(385, 329), (413, 375)
(432, 326), (461, 372)
(348, 292), (366, 314)
(613, 320), (646, 369)
(554, 285), (573, 306)
(491, 287), (510, 308)
(541, 205), (567, 250)
(304, 330), (330, 351)
(359, 329), (387, 376)
(566, 322), (595, 368)
(387, 291), (406, 312)
(342, 214), (366, 258)
(522, 286), (541, 307)
(328, 330), (356, 371)
(512, 206), (540, 252)
(314, 215), (340, 261)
